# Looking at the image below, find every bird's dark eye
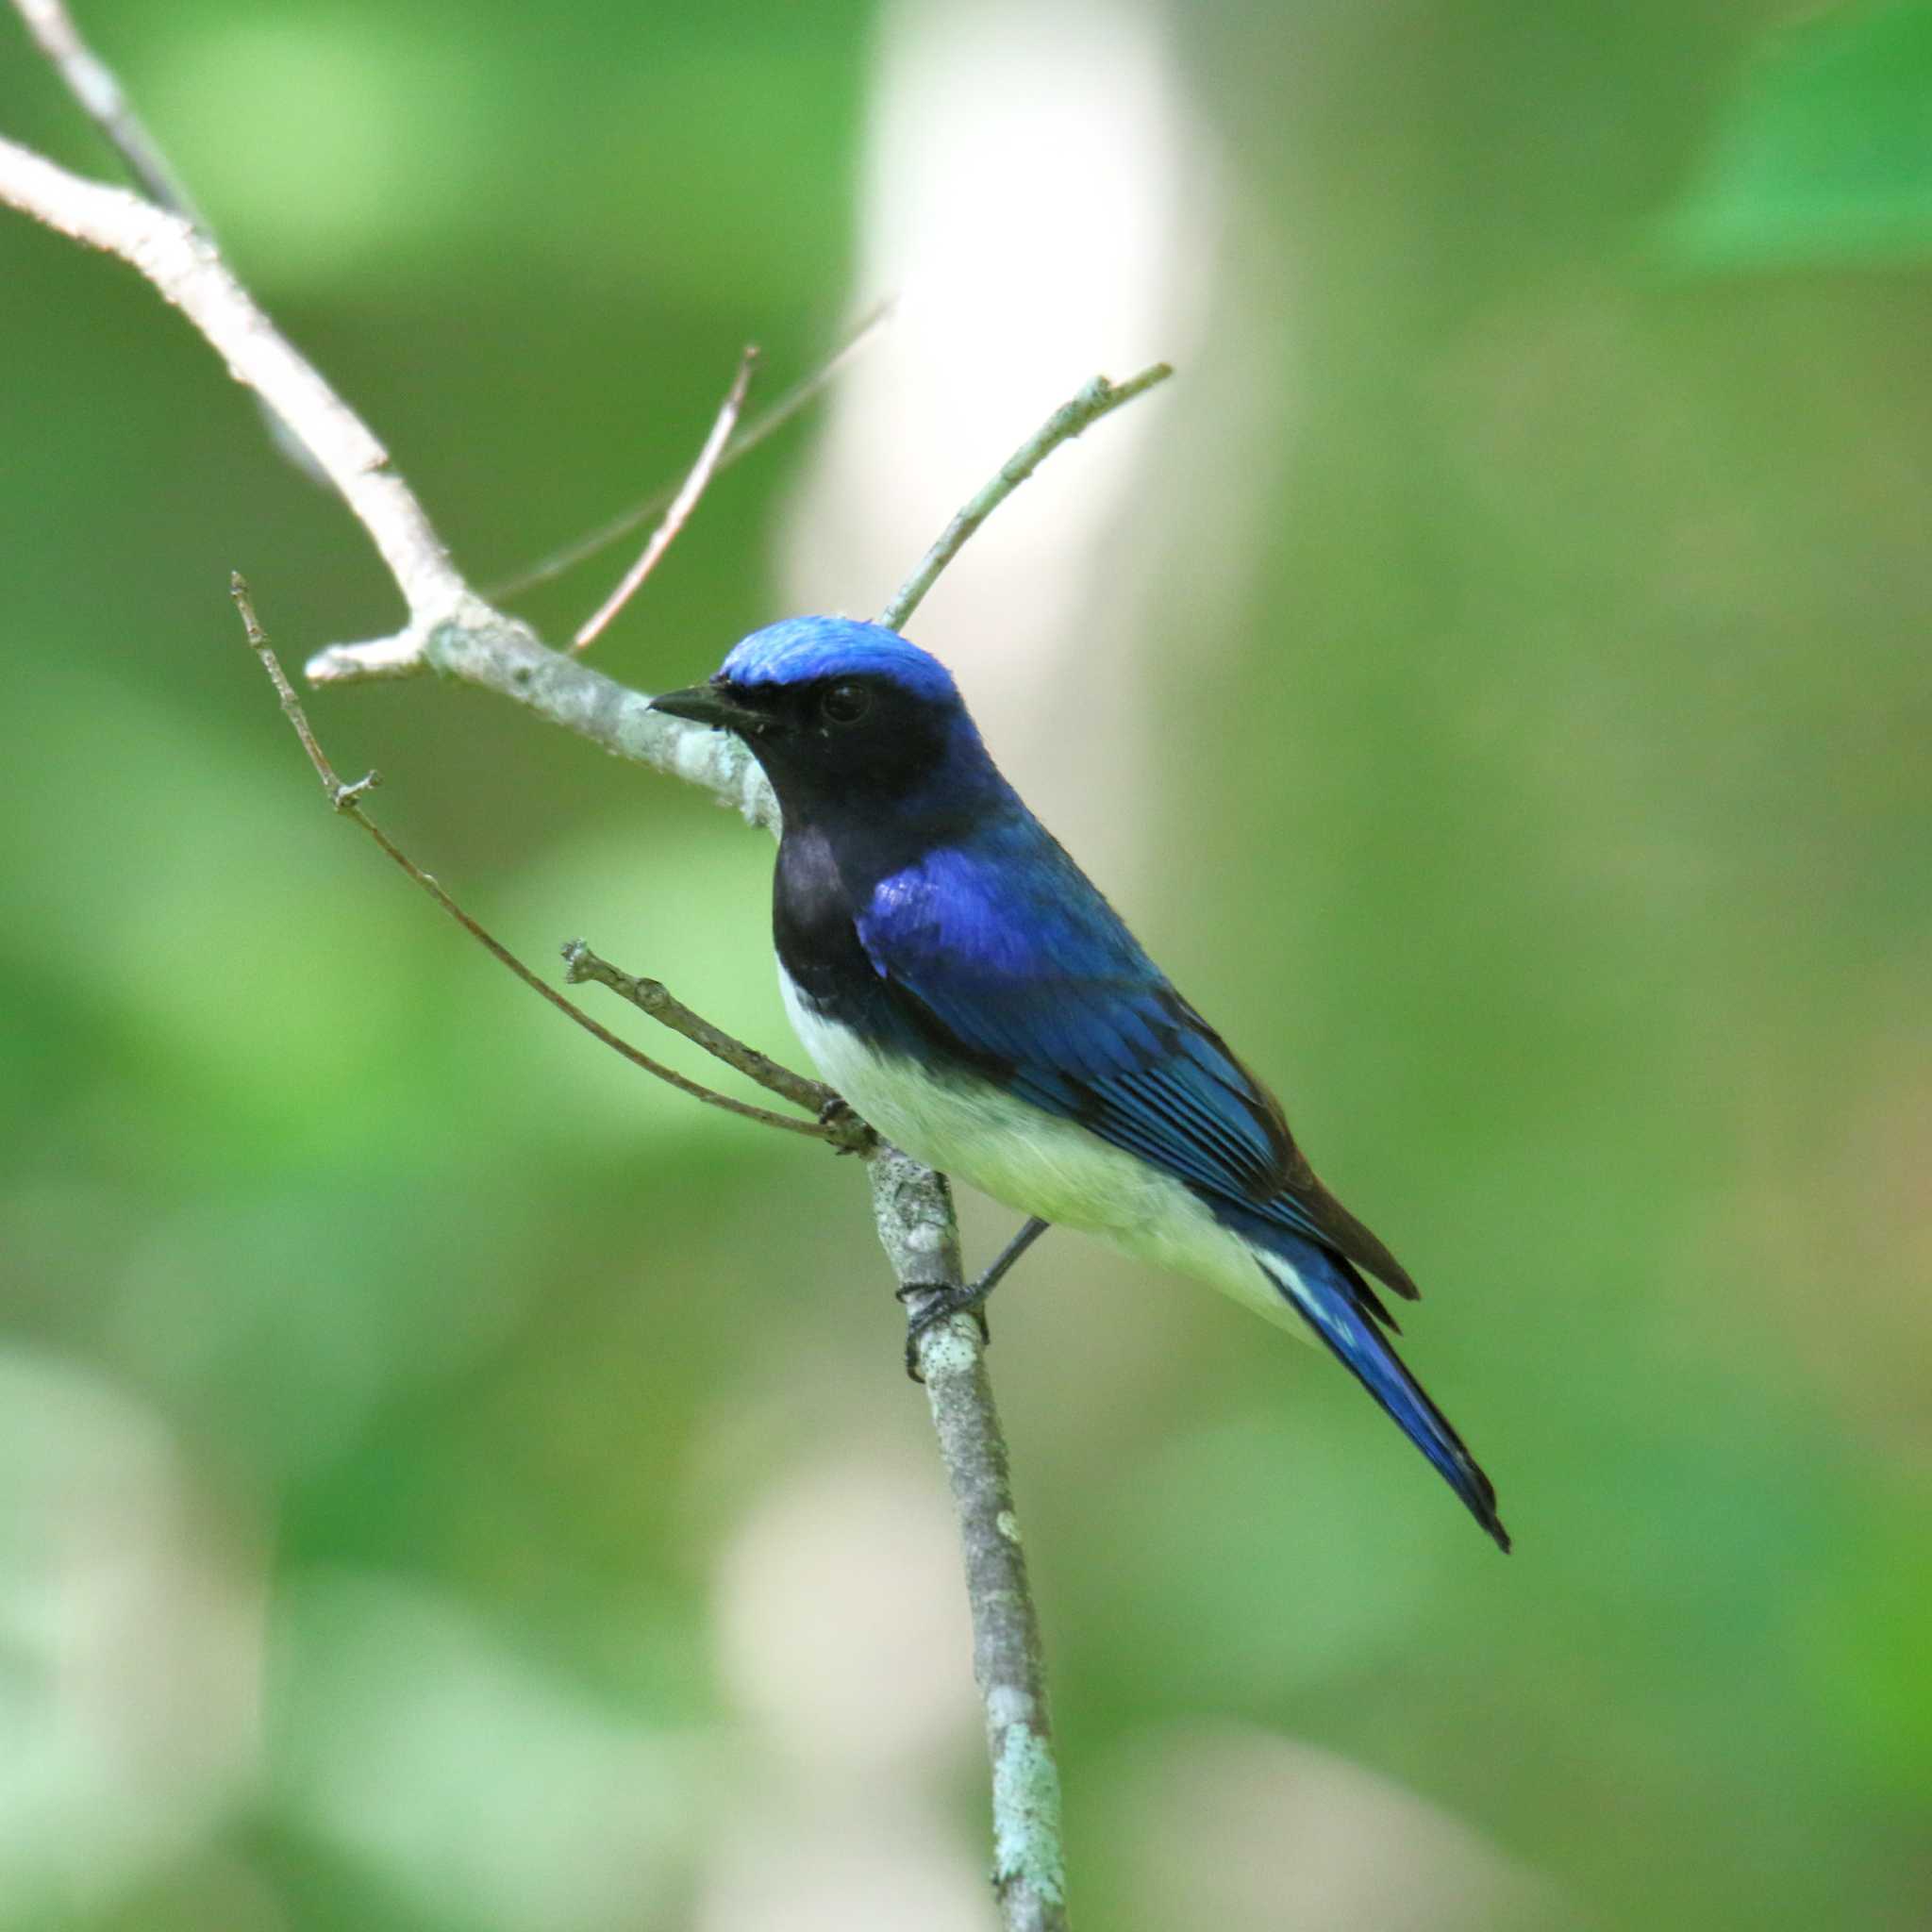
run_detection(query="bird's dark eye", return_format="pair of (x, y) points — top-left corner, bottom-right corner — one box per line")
(820, 680), (872, 726)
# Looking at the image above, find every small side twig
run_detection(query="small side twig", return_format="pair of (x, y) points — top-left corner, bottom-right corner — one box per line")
(878, 362), (1174, 633)
(489, 300), (893, 603)
(572, 344), (759, 653)
(298, 363), (1176, 850)
(9, 23), (1163, 1901)
(561, 939), (874, 1155)
(231, 575), (845, 1148)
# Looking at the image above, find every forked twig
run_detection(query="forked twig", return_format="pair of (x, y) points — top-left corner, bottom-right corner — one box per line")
(490, 301), (893, 603)
(231, 574), (848, 1148)
(573, 344), (759, 653)
(4, 16), (1170, 1909)
(12, 0), (206, 225)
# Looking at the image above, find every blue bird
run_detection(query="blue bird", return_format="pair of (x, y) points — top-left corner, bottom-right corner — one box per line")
(650, 616), (1508, 1551)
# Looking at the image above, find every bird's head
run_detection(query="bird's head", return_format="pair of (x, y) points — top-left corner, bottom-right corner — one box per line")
(649, 616), (997, 823)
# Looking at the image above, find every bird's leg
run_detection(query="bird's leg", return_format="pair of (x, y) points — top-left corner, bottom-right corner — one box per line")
(899, 1216), (1051, 1379)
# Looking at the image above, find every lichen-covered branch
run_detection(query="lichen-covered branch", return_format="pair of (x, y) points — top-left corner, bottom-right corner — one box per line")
(231, 578), (837, 1146)
(369, 611), (780, 826)
(0, 47), (1185, 1921)
(870, 1152), (1066, 1930)
(0, 133), (475, 627)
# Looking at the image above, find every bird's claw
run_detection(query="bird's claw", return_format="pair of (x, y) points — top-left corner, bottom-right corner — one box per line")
(896, 1280), (991, 1381)
(816, 1093), (871, 1154)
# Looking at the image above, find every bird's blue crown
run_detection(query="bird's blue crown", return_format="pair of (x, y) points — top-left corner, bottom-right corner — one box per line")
(721, 616), (961, 706)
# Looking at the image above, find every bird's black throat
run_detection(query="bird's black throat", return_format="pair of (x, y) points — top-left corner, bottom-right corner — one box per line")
(664, 662), (1016, 1043)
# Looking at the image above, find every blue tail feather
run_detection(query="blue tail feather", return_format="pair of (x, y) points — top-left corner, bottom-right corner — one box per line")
(1253, 1231), (1509, 1552)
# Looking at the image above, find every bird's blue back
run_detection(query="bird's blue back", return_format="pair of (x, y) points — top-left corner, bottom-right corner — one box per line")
(853, 812), (1411, 1294)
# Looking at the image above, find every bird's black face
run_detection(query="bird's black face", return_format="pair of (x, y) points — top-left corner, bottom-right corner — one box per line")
(650, 671), (980, 824)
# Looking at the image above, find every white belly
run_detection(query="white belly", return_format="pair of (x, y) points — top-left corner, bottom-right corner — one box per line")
(779, 964), (1303, 1332)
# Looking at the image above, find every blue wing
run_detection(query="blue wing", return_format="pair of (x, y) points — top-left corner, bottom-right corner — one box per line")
(858, 827), (1512, 1550)
(856, 826), (1418, 1307)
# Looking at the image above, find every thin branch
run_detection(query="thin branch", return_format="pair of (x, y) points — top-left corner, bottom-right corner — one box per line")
(878, 362), (1174, 632)
(303, 358), (1174, 809)
(488, 299), (894, 603)
(302, 365), (1173, 822)
(6, 66), (1124, 1918)
(2, 149), (725, 798)
(10, 0), (207, 225)
(560, 939), (874, 1154)
(231, 575), (842, 1147)
(341, 616), (780, 820)
(2, 62), (1158, 759)
(9, 0), (333, 488)
(0, 134), (478, 628)
(306, 361), (1172, 818)
(870, 1152), (1066, 1929)
(573, 344), (759, 653)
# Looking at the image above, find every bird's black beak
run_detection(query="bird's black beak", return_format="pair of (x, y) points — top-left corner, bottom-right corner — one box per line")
(648, 680), (764, 736)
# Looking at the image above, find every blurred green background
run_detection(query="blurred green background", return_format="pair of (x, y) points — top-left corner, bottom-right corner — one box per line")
(4, 2), (1930, 1927)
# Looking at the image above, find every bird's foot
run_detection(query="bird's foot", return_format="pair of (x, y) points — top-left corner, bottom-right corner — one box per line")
(816, 1093), (872, 1154)
(896, 1280), (991, 1381)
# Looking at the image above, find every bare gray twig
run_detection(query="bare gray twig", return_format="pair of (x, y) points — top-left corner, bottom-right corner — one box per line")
(11, 0), (206, 226)
(4, 42), (1165, 1913)
(0, 133), (479, 629)
(488, 300), (894, 603)
(232, 575), (844, 1148)
(878, 362), (1174, 632)
(573, 344), (759, 653)
(560, 938), (874, 1154)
